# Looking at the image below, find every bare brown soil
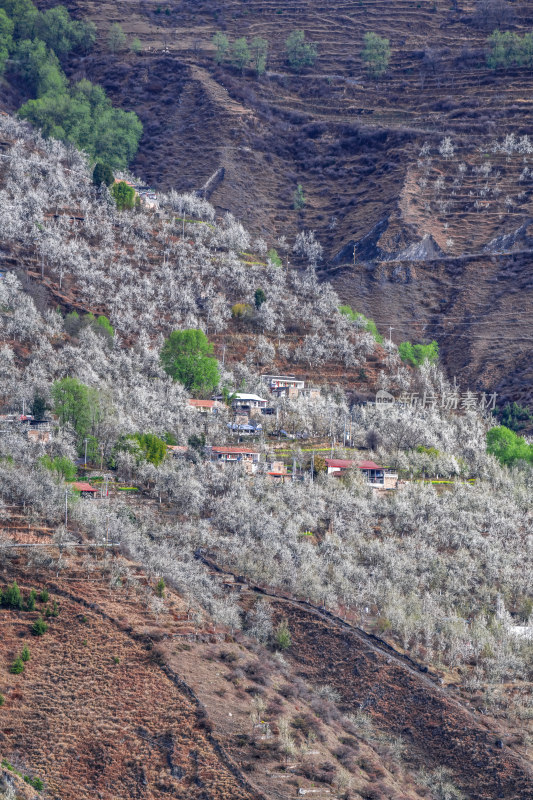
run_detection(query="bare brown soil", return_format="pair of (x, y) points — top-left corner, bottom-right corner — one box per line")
(197, 553), (533, 800)
(0, 553), (260, 800)
(271, 600), (532, 800)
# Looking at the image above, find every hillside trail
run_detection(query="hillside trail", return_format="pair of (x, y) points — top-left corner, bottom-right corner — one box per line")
(197, 552), (533, 800)
(34, 573), (269, 800)
(190, 65), (254, 118)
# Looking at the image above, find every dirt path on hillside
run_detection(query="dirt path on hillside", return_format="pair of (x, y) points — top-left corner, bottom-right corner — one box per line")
(0, 562), (265, 800)
(199, 554), (533, 800)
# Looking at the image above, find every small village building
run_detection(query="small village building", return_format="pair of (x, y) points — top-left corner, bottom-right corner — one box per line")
(207, 446), (261, 473)
(267, 460), (291, 482)
(298, 387), (320, 400)
(27, 427), (51, 444)
(270, 385), (299, 399)
(213, 393), (268, 412)
(71, 482), (98, 498)
(261, 375), (305, 392)
(167, 445), (188, 457)
(261, 375), (319, 400)
(188, 399), (222, 414)
(231, 393), (268, 410)
(325, 459), (398, 489)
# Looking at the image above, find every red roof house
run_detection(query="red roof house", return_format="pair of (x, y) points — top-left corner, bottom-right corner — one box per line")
(189, 399), (216, 411)
(71, 482), (98, 497)
(324, 458), (398, 489)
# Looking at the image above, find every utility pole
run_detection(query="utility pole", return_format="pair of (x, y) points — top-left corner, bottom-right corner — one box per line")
(22, 399), (25, 417)
(389, 326), (394, 344)
(222, 344), (226, 367)
(353, 245), (356, 267)
(84, 437), (89, 467)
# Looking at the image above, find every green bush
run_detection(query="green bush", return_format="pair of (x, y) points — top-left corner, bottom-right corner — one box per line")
(126, 432), (168, 466)
(274, 619), (291, 650)
(251, 36), (268, 75)
(15, 37), (66, 95)
(0, 693), (4, 706)
(362, 31), (391, 77)
(23, 774), (43, 791)
(39, 588), (49, 603)
(31, 391), (47, 420)
(231, 302), (253, 320)
(212, 31), (229, 64)
(111, 180), (136, 211)
(130, 36), (142, 55)
(398, 340), (439, 367)
(285, 30), (317, 71)
(0, 0), (38, 39)
(2, 581), (23, 609)
(21, 644), (30, 662)
(267, 248), (282, 267)
(94, 314), (114, 339)
(19, 78), (143, 170)
(10, 657), (24, 674)
(487, 30), (533, 70)
(107, 22), (126, 54)
(254, 288), (266, 309)
(26, 589), (37, 611)
(51, 376), (102, 440)
(35, 5), (96, 57)
(31, 615), (48, 636)
(293, 183), (306, 210)
(40, 454), (77, 481)
(156, 577), (165, 598)
(160, 329), (220, 395)
(486, 425), (533, 466)
(495, 401), (533, 433)
(231, 36), (250, 73)
(339, 305), (383, 343)
(0, 9), (14, 76)
(92, 162), (114, 187)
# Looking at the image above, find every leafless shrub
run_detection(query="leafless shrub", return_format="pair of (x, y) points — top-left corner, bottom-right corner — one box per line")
(299, 758), (337, 785)
(244, 659), (273, 686)
(472, 0), (515, 31)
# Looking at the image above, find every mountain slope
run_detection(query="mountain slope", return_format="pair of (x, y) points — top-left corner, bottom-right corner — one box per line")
(14, 0), (531, 403)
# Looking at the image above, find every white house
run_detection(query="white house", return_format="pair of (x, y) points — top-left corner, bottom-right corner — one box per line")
(261, 375), (305, 392)
(325, 458), (398, 489)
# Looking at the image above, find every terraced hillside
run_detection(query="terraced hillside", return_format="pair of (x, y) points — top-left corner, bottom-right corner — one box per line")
(0, 546), (261, 800)
(6, 0), (533, 401)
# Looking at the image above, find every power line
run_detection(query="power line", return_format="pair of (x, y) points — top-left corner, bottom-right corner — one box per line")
(365, 313), (532, 326)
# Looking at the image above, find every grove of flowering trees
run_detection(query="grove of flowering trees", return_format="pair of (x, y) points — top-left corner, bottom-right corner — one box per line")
(0, 111), (531, 711)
